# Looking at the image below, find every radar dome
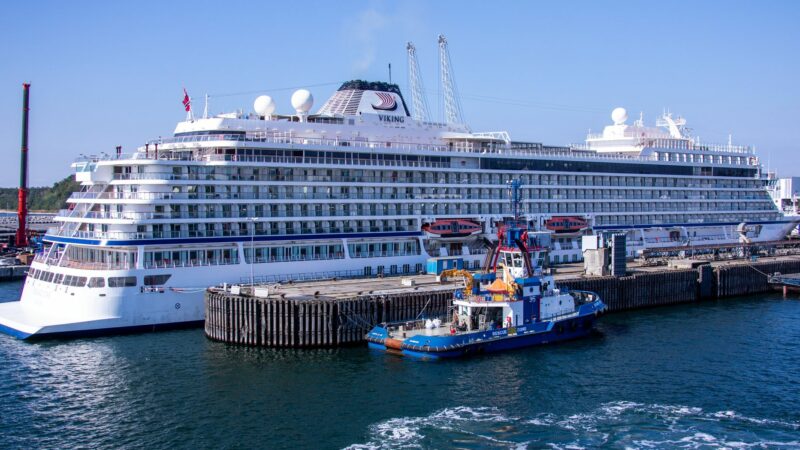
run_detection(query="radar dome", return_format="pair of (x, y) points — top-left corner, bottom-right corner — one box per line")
(253, 95), (276, 116)
(291, 89), (314, 113)
(611, 107), (628, 125)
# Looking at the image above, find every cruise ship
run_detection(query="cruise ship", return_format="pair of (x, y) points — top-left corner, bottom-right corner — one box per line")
(0, 38), (795, 338)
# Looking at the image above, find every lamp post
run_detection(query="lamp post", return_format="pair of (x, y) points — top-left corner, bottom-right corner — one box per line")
(249, 217), (259, 287)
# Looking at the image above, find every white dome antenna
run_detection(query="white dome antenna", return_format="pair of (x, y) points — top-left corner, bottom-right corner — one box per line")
(253, 95), (276, 119)
(291, 89), (314, 121)
(611, 107), (628, 125)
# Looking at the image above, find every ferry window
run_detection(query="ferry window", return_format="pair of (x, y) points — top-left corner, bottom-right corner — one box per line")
(109, 276), (137, 287)
(88, 277), (105, 288)
(144, 274), (171, 286)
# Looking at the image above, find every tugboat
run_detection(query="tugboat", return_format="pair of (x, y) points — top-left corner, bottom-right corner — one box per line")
(366, 180), (606, 359)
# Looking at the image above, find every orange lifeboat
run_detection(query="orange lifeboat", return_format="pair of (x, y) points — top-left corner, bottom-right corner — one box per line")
(422, 219), (482, 238)
(544, 216), (588, 233)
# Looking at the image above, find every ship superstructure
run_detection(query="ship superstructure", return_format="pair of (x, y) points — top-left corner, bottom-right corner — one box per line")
(0, 37), (794, 338)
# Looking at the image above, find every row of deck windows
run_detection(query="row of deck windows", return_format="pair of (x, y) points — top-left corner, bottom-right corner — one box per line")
(347, 240), (420, 259)
(114, 166), (762, 189)
(133, 200), (779, 222)
(136, 185), (769, 202)
(243, 243), (345, 263)
(27, 268), (170, 288)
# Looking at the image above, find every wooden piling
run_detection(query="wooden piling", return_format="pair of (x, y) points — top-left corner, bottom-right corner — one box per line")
(204, 259), (800, 347)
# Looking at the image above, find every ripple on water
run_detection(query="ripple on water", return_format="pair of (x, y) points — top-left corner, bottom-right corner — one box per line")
(346, 402), (800, 449)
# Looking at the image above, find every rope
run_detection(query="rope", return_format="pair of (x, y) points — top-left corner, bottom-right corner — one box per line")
(414, 297), (433, 320)
(169, 287), (209, 294)
(338, 302), (374, 331)
(743, 263), (771, 278)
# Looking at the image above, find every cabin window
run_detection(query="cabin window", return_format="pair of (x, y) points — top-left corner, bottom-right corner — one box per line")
(109, 276), (137, 288)
(144, 274), (171, 286)
(88, 277), (105, 288)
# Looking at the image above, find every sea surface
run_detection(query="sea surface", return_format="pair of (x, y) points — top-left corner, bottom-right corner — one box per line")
(0, 280), (798, 449)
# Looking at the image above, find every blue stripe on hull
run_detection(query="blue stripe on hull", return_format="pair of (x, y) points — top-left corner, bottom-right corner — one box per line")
(405, 327), (594, 359)
(0, 320), (204, 341)
(593, 219), (796, 231)
(43, 231), (422, 246)
(0, 322), (32, 339)
(369, 316), (599, 360)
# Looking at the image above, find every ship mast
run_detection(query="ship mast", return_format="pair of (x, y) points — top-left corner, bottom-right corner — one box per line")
(406, 42), (430, 122)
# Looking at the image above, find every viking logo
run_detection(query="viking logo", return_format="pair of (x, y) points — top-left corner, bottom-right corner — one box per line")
(371, 92), (398, 111)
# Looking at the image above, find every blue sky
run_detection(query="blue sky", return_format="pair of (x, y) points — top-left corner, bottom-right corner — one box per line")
(1, 0), (798, 186)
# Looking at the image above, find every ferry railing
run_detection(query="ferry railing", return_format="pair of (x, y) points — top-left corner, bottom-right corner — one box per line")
(143, 258), (238, 269)
(239, 267), (424, 286)
(242, 252), (346, 265)
(581, 135), (754, 155)
(55, 198), (773, 223)
(66, 182), (767, 204)
(44, 225), (422, 240)
(76, 129), (755, 167)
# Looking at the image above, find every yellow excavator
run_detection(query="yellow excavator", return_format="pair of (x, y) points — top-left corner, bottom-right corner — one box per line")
(440, 267), (520, 300)
(439, 269), (474, 297)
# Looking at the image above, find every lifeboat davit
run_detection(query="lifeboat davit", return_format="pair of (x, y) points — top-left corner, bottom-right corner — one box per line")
(544, 216), (588, 233)
(422, 219), (482, 238)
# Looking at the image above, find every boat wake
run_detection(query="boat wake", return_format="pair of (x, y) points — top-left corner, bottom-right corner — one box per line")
(345, 401), (800, 449)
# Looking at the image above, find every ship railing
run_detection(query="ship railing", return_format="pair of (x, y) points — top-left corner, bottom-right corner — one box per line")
(242, 252), (346, 265)
(78, 145), (752, 167)
(582, 135), (754, 155)
(33, 253), (61, 266)
(44, 225), (420, 241)
(34, 254), (134, 270)
(239, 267), (421, 286)
(56, 208), (476, 221)
(143, 258), (238, 269)
(58, 260), (134, 271)
(73, 129), (756, 165)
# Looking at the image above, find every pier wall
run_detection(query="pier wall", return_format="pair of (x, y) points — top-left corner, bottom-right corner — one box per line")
(205, 259), (800, 347)
(206, 290), (453, 347)
(0, 266), (28, 282)
(557, 269), (698, 312)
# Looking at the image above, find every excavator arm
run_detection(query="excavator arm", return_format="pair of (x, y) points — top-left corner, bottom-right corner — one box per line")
(439, 269), (474, 296)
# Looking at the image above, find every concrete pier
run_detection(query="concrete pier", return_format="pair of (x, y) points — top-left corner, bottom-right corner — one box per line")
(205, 275), (460, 347)
(205, 257), (800, 347)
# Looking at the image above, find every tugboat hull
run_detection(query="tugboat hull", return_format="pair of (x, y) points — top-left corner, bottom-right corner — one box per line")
(367, 307), (603, 360)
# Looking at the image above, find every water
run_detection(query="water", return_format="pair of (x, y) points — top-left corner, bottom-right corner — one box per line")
(0, 281), (799, 449)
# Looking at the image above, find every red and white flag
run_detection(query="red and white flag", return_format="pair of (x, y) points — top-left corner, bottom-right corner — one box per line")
(182, 88), (191, 112)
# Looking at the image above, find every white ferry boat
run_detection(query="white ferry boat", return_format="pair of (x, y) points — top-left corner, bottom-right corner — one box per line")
(0, 38), (795, 338)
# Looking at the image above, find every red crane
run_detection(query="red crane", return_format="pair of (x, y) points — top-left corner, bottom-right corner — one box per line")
(15, 83), (30, 248)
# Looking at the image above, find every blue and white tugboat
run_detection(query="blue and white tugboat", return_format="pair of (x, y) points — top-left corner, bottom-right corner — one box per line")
(366, 180), (606, 359)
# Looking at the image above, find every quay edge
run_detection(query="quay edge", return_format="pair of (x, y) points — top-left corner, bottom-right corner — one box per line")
(204, 258), (800, 348)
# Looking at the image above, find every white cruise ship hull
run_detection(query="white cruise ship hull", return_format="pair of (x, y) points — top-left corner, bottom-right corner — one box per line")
(1, 220), (795, 339)
(2, 251), (460, 339)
